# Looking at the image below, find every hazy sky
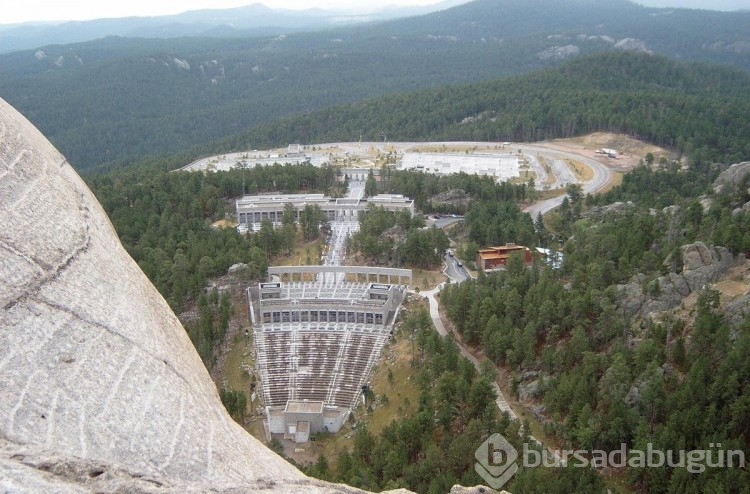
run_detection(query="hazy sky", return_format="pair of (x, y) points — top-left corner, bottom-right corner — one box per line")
(2, 0), (747, 25)
(2, 1), (445, 24)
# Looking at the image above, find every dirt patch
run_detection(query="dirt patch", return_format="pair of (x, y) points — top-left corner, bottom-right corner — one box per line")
(714, 280), (748, 299)
(549, 132), (677, 173)
(412, 268), (446, 291)
(282, 440), (320, 467)
(211, 219), (238, 229)
(714, 259), (750, 301)
(365, 324), (421, 435)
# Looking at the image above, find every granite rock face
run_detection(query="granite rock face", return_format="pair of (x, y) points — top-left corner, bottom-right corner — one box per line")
(616, 242), (741, 319)
(0, 97), (374, 492)
(712, 162), (750, 215)
(712, 161), (750, 195)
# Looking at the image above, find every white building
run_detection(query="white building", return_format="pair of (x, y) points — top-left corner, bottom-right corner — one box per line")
(236, 193), (414, 230)
(398, 152), (521, 181)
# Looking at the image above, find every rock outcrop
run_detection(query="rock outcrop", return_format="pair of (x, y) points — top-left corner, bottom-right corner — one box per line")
(725, 292), (750, 329)
(582, 200), (635, 218)
(712, 161), (750, 195)
(0, 97), (375, 492)
(617, 242), (741, 318)
(712, 161), (750, 215)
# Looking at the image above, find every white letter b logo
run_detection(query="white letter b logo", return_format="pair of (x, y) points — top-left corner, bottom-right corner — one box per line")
(475, 433), (519, 489)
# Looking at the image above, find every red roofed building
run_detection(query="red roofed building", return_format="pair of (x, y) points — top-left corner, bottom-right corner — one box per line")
(476, 243), (534, 271)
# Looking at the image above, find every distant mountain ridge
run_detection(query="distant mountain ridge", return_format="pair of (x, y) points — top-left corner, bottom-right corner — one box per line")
(0, 0), (748, 169)
(0, 1), (465, 54)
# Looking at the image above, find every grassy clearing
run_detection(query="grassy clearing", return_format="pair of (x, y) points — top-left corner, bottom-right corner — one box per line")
(212, 304), (267, 440)
(221, 331), (253, 393)
(411, 268), (446, 291)
(513, 168), (537, 185)
(364, 334), (421, 436)
(566, 159), (594, 181)
(276, 237), (324, 268)
(536, 188), (567, 200)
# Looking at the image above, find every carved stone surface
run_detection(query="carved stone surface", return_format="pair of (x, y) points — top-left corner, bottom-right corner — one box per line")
(0, 97), (378, 493)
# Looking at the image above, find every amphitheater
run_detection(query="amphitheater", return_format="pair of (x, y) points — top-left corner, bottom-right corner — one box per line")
(249, 264), (412, 443)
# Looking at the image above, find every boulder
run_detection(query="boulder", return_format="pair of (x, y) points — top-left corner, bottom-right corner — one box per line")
(519, 370), (539, 382)
(680, 242), (735, 292)
(227, 262), (248, 274)
(712, 162), (750, 194)
(583, 200), (634, 218)
(725, 293), (750, 331)
(518, 380), (540, 402)
(529, 404), (547, 424)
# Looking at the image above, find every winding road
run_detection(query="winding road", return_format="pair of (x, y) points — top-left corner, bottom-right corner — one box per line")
(519, 143), (613, 217)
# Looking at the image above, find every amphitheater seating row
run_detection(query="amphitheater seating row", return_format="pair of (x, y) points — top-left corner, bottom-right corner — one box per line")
(254, 327), (389, 409)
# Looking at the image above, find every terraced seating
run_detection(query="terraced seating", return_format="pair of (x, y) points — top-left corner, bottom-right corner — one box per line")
(254, 324), (391, 410)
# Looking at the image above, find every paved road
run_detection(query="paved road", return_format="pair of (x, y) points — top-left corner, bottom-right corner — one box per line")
(443, 254), (469, 282)
(520, 144), (612, 217)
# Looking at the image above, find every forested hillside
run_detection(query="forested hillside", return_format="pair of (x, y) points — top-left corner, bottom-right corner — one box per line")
(216, 52), (750, 168)
(1, 0), (748, 169)
(431, 160), (750, 493)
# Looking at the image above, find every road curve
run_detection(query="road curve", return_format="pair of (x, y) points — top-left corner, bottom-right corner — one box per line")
(520, 144), (613, 217)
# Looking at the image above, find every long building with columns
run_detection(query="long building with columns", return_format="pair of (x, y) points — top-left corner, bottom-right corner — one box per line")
(236, 193), (414, 230)
(257, 266), (411, 326)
